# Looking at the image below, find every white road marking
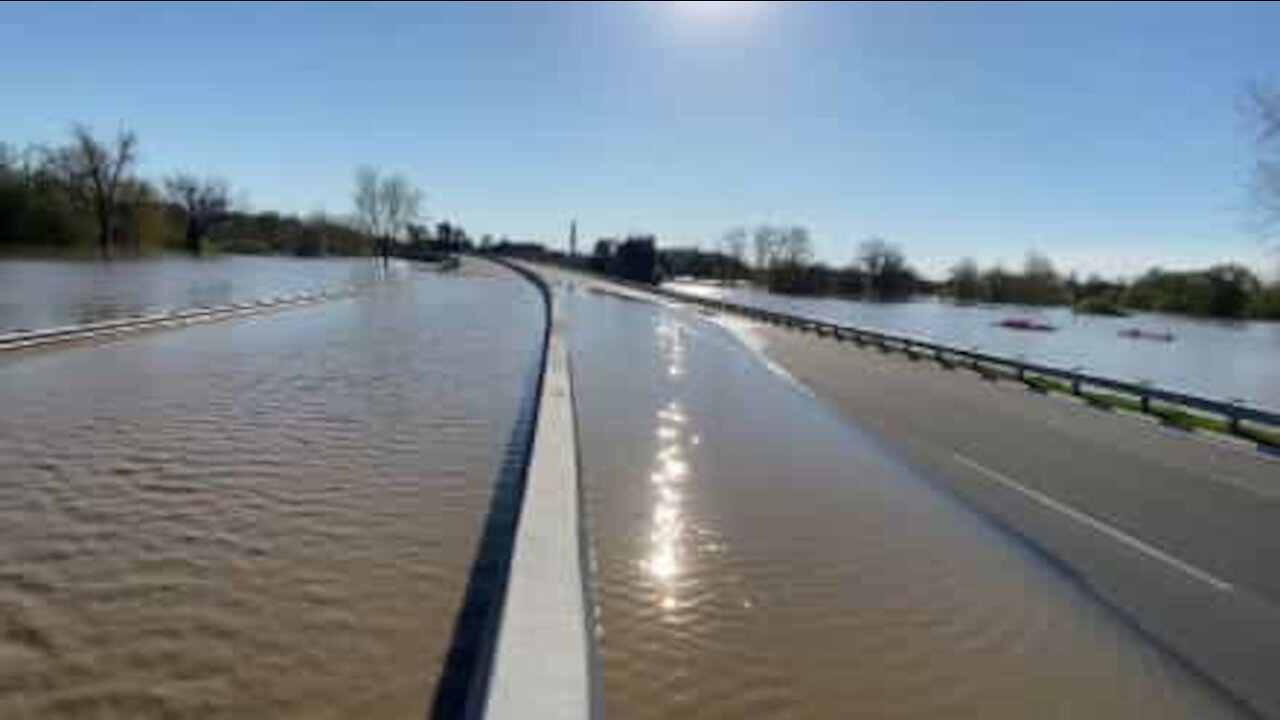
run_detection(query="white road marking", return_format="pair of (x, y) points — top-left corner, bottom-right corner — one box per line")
(951, 451), (1235, 593)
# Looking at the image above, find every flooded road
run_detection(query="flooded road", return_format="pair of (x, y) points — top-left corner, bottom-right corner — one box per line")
(0, 262), (544, 718)
(563, 282), (1246, 719)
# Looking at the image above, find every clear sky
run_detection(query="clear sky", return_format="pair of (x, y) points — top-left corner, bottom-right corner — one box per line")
(2, 1), (1277, 279)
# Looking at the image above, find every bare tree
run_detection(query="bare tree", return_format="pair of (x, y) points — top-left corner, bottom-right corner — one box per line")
(747, 224), (813, 291)
(724, 227), (747, 262)
(753, 224), (779, 272)
(164, 174), (229, 253)
(57, 125), (138, 257)
(380, 173), (422, 243)
(768, 225), (814, 291)
(948, 258), (983, 302)
(858, 237), (914, 300)
(352, 166), (424, 262)
(353, 165), (385, 244)
(720, 226), (747, 281)
(1020, 251), (1064, 305)
(775, 225), (813, 267)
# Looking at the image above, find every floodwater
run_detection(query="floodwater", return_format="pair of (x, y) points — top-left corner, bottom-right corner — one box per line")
(0, 256), (405, 332)
(669, 281), (1280, 412)
(563, 283), (1245, 719)
(0, 261), (544, 718)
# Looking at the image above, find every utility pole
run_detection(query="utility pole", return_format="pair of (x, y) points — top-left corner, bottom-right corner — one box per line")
(569, 219), (578, 258)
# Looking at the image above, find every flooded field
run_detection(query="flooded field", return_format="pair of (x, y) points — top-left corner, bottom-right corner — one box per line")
(0, 256), (404, 332)
(563, 283), (1245, 719)
(0, 263), (544, 718)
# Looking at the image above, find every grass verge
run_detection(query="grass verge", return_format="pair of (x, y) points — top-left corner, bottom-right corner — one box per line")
(1016, 374), (1280, 448)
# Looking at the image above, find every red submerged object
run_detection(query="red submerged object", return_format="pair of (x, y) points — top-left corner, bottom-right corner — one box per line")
(996, 317), (1056, 332)
(1119, 328), (1175, 342)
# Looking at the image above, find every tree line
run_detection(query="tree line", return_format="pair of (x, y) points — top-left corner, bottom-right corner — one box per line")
(943, 254), (1280, 319)
(0, 125), (450, 259)
(691, 225), (922, 300)
(1, 126), (172, 256)
(655, 227), (1280, 320)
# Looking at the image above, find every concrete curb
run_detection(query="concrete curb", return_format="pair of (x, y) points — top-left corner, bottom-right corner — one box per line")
(484, 264), (593, 719)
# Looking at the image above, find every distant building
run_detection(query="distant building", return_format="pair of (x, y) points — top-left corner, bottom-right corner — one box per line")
(616, 235), (657, 284)
(492, 239), (548, 257)
(590, 235), (657, 282)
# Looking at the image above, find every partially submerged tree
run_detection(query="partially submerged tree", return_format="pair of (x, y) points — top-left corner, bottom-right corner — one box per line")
(381, 173), (421, 242)
(775, 226), (813, 268)
(1018, 252), (1066, 305)
(857, 237), (914, 300)
(720, 226), (748, 281)
(745, 224), (818, 292)
(752, 225), (776, 273)
(766, 225), (812, 291)
(55, 125), (138, 257)
(352, 166), (423, 261)
(164, 174), (230, 253)
(949, 258), (983, 302)
(353, 165), (385, 244)
(1124, 265), (1261, 318)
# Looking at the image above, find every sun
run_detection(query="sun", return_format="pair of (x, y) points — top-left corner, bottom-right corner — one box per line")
(667, 1), (764, 25)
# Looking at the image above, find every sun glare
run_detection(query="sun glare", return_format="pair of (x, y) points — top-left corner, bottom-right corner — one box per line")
(667, 1), (764, 27)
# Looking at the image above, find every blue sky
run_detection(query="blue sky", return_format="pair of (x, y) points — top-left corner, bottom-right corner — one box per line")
(1, 1), (1277, 279)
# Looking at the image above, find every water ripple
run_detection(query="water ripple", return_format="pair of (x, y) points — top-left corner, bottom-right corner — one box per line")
(567, 289), (1246, 720)
(0, 268), (543, 718)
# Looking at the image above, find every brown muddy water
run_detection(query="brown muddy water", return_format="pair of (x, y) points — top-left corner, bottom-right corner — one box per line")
(562, 283), (1247, 719)
(0, 262), (544, 718)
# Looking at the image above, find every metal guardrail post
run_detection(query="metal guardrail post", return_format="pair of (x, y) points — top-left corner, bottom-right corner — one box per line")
(1228, 398), (1244, 436)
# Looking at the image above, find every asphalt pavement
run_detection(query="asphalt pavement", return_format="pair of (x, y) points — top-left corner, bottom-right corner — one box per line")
(750, 319), (1280, 719)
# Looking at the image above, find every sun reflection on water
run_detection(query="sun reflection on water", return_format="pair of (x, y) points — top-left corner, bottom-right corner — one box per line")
(647, 316), (695, 615)
(648, 400), (688, 587)
(656, 316), (686, 378)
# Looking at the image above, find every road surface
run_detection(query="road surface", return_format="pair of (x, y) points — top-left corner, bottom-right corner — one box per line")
(531, 262), (1260, 718)
(724, 296), (1280, 719)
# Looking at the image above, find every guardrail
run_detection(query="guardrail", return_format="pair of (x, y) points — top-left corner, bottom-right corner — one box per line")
(632, 282), (1280, 447)
(0, 286), (366, 353)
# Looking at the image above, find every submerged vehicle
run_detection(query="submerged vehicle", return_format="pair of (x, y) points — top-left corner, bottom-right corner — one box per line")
(1119, 327), (1175, 342)
(996, 317), (1057, 332)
